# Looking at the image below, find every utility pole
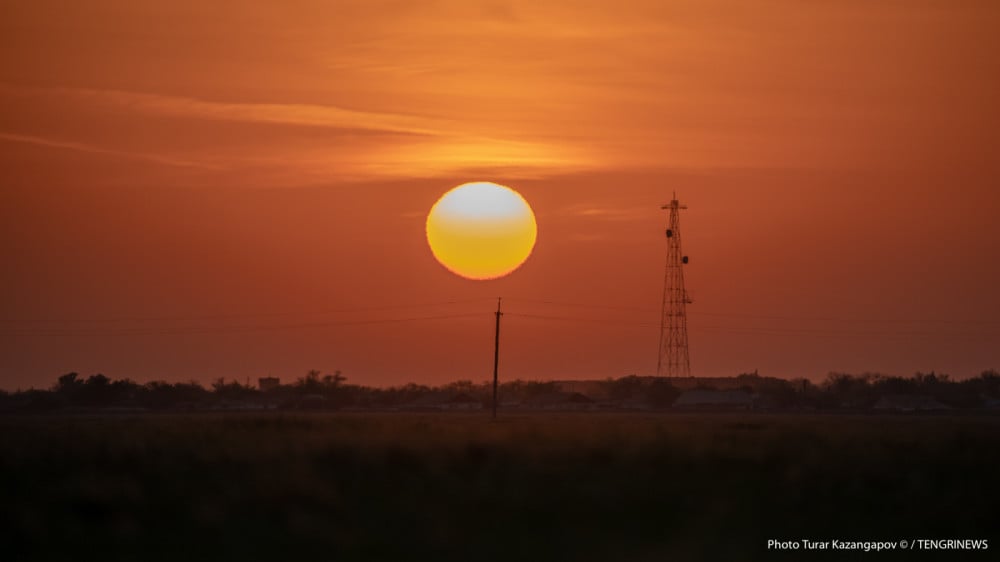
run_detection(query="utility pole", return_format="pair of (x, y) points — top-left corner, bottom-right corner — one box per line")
(493, 297), (502, 419)
(657, 193), (693, 378)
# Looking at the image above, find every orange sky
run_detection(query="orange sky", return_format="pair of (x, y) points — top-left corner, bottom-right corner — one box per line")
(1, 1), (998, 389)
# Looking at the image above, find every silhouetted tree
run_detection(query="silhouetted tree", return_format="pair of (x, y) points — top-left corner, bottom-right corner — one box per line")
(821, 372), (875, 408)
(54, 372), (83, 393)
(967, 369), (1000, 397)
(295, 370), (324, 394)
(6, 369), (1000, 413)
(602, 375), (645, 400)
(444, 379), (475, 393)
(322, 370), (346, 388)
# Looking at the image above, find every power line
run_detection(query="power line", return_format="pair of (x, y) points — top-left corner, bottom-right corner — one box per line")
(689, 310), (1000, 327)
(0, 312), (486, 337)
(10, 294), (992, 330)
(505, 313), (996, 340)
(505, 297), (998, 327)
(2, 300), (994, 341)
(505, 313), (659, 328)
(0, 298), (495, 326)
(504, 297), (652, 313)
(690, 324), (997, 339)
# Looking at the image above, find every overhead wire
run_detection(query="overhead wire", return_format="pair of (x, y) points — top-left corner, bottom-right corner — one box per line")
(503, 297), (653, 314)
(688, 324), (996, 340)
(0, 297), (494, 324)
(688, 310), (1000, 327)
(504, 313), (659, 328)
(503, 307), (997, 340)
(0, 298), (496, 325)
(0, 312), (487, 337)
(503, 296), (1000, 327)
(2, 295), (995, 340)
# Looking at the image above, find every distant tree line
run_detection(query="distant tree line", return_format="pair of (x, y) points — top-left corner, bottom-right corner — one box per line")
(808, 370), (1000, 409)
(0, 369), (997, 413)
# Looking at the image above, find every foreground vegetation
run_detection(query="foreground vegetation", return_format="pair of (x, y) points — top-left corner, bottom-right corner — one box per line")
(3, 413), (998, 561)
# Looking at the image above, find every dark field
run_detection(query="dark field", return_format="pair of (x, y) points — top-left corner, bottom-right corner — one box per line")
(2, 413), (998, 561)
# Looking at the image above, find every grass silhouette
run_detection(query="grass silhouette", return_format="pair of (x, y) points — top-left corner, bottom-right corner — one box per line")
(3, 413), (998, 561)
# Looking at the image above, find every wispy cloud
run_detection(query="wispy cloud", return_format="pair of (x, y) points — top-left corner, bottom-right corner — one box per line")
(67, 87), (447, 137)
(0, 83), (597, 182)
(0, 132), (219, 170)
(560, 205), (650, 221)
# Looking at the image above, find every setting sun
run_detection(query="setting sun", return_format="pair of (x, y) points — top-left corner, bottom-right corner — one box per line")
(425, 182), (537, 280)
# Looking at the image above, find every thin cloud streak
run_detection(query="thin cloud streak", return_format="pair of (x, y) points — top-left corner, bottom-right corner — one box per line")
(560, 205), (650, 221)
(0, 132), (220, 170)
(0, 83), (599, 181)
(66, 87), (447, 137)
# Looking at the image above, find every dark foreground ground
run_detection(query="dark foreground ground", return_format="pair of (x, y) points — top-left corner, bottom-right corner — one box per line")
(2, 413), (998, 561)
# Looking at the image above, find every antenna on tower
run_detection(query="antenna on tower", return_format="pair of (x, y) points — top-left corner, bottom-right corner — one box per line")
(657, 193), (692, 377)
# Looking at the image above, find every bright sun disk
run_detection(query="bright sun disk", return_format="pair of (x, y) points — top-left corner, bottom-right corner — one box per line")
(425, 182), (537, 280)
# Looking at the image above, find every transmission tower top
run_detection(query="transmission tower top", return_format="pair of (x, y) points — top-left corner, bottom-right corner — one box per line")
(661, 192), (687, 211)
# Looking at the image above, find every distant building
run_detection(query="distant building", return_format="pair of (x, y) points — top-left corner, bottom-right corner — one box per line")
(616, 395), (654, 411)
(258, 377), (280, 391)
(555, 380), (610, 399)
(295, 394), (327, 410)
(873, 395), (949, 412)
(524, 392), (596, 411)
(403, 392), (483, 411)
(444, 393), (483, 411)
(673, 389), (755, 410)
(403, 392), (446, 411)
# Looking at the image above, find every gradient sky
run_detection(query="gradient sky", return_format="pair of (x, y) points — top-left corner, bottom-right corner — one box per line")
(2, 0), (998, 389)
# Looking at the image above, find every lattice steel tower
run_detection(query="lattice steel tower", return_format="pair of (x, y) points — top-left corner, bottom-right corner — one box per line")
(657, 193), (692, 377)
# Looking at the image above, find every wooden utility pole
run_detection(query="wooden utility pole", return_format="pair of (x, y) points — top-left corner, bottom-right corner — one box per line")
(492, 297), (502, 419)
